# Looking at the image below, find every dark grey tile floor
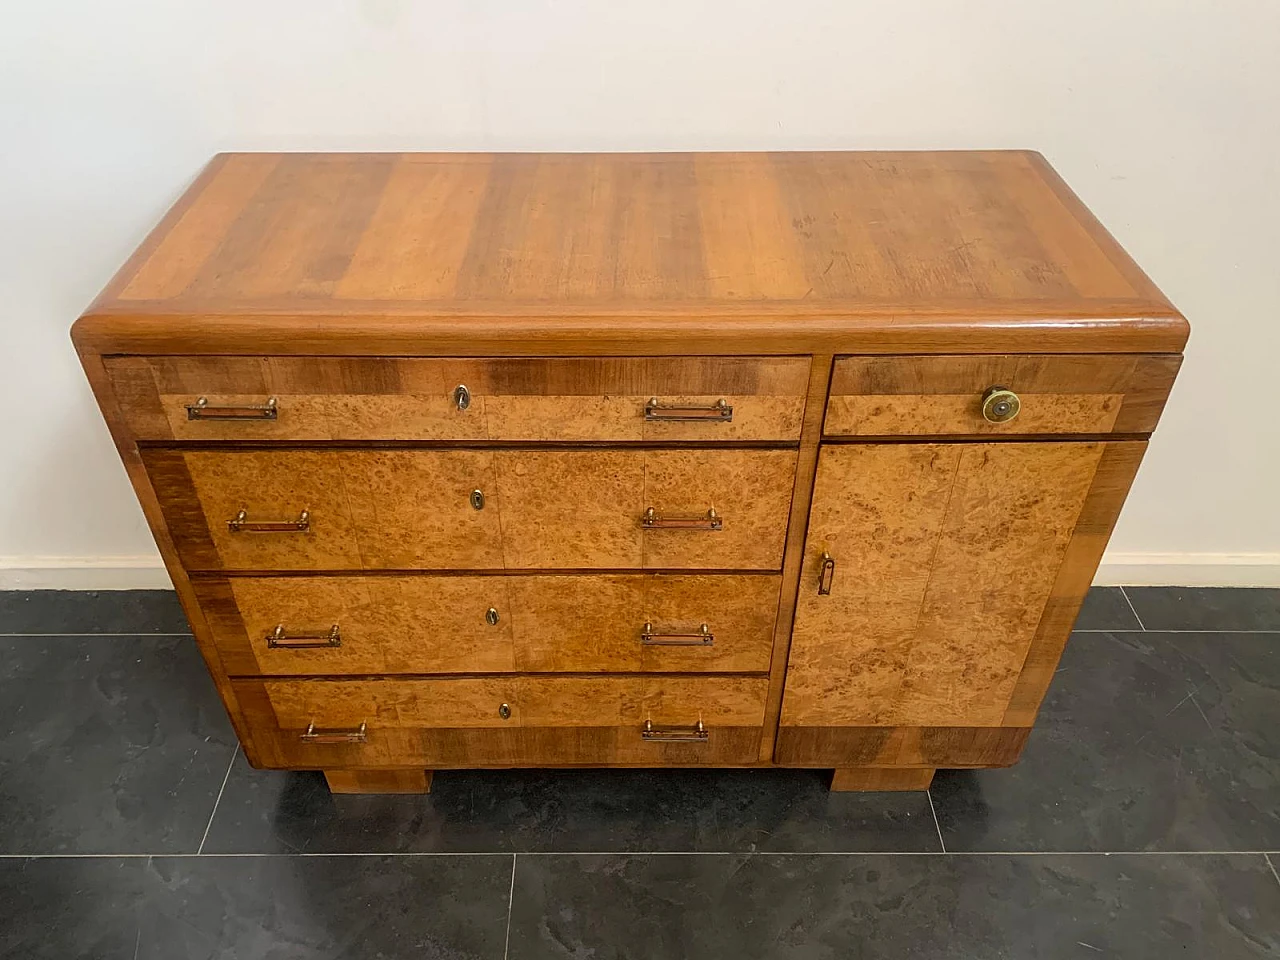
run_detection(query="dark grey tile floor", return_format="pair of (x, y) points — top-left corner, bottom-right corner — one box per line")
(1, 587), (1278, 958)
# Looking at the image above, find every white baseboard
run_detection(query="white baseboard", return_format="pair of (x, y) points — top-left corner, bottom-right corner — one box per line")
(1, 553), (1278, 591)
(0, 557), (172, 590)
(1094, 553), (1280, 588)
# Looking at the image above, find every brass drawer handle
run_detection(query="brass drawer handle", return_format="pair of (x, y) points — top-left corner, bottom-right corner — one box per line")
(641, 622), (713, 646)
(300, 721), (367, 743)
(642, 507), (723, 530)
(642, 719), (708, 742)
(645, 397), (733, 422)
(981, 386), (1021, 424)
(187, 396), (278, 421)
(267, 624), (341, 649)
(818, 552), (835, 595)
(227, 509), (310, 533)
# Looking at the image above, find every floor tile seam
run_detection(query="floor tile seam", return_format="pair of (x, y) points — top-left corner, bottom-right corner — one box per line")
(196, 745), (240, 855)
(1265, 853), (1280, 890)
(503, 854), (517, 960)
(1118, 586), (1147, 630)
(3, 850), (1274, 859)
(926, 789), (946, 853)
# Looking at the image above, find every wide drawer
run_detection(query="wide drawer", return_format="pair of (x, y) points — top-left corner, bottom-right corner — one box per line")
(825, 354), (1180, 437)
(235, 676), (768, 767)
(196, 573), (779, 675)
(107, 356), (809, 442)
(145, 448), (795, 571)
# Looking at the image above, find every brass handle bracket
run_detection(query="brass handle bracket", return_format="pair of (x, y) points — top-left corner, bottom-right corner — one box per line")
(642, 719), (709, 742)
(818, 552), (836, 595)
(187, 397), (278, 421)
(642, 507), (723, 530)
(640, 622), (714, 646)
(228, 509), (310, 534)
(300, 721), (367, 744)
(267, 624), (342, 649)
(645, 398), (733, 422)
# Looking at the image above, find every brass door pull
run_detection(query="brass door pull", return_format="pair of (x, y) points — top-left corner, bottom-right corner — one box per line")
(267, 624), (341, 649)
(818, 552), (836, 595)
(644, 397), (733, 422)
(300, 721), (367, 743)
(641, 622), (714, 646)
(227, 509), (310, 534)
(186, 397), (278, 421)
(641, 507), (723, 530)
(981, 386), (1021, 424)
(642, 719), (709, 742)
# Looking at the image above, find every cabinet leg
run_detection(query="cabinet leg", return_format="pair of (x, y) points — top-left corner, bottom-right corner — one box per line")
(830, 767), (935, 792)
(324, 769), (433, 794)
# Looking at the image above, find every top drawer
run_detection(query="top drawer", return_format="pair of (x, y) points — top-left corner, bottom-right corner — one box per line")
(105, 356), (809, 442)
(825, 354), (1180, 437)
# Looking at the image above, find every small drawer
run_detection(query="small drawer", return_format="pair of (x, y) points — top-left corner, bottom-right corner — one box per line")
(234, 676), (768, 767)
(146, 448), (795, 572)
(825, 354), (1180, 437)
(198, 573), (779, 675)
(107, 356), (809, 442)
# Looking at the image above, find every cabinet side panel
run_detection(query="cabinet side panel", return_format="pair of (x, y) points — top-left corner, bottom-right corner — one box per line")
(1001, 441), (1148, 725)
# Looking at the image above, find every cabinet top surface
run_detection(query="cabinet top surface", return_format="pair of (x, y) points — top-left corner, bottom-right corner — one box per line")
(76, 151), (1187, 355)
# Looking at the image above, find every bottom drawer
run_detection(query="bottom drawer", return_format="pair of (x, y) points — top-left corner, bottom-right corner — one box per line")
(235, 676), (768, 767)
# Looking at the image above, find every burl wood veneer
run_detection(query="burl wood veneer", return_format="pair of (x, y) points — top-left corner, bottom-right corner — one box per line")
(73, 151), (1185, 794)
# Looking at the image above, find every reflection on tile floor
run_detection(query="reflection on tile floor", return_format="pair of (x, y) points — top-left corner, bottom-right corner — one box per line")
(1, 587), (1278, 959)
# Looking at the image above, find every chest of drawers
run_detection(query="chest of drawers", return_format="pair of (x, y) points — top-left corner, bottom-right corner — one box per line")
(73, 151), (1186, 794)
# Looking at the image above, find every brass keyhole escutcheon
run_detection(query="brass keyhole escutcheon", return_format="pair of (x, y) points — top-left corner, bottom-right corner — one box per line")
(486, 607), (500, 626)
(499, 703), (511, 720)
(453, 384), (471, 411)
(471, 489), (485, 510)
(981, 386), (1021, 424)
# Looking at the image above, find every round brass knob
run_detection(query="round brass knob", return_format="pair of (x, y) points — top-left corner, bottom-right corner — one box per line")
(981, 386), (1021, 424)
(498, 703), (511, 720)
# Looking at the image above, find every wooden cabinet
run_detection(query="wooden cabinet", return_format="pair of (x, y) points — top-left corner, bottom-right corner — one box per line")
(73, 150), (1185, 794)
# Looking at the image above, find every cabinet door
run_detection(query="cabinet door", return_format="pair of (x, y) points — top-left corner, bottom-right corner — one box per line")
(777, 441), (1142, 766)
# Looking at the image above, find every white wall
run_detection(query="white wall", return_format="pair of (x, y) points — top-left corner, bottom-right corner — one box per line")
(2, 0), (1278, 587)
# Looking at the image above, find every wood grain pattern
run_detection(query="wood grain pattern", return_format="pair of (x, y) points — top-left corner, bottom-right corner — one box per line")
(73, 152), (1189, 358)
(148, 448), (794, 572)
(324, 769), (431, 794)
(235, 676), (766, 767)
(825, 354), (1181, 436)
(775, 726), (1030, 767)
(831, 767), (935, 791)
(1001, 441), (1147, 725)
(757, 355), (833, 762)
(194, 573), (778, 675)
(507, 574), (778, 673)
(780, 441), (1103, 730)
(105, 355), (809, 442)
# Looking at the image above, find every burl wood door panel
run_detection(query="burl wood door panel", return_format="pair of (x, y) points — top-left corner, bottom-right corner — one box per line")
(107, 355), (808, 442)
(779, 441), (1116, 751)
(235, 676), (768, 767)
(196, 573), (778, 675)
(825, 354), (1180, 437)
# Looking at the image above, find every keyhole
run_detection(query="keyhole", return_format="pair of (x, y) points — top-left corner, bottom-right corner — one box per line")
(499, 703), (511, 720)
(486, 607), (500, 626)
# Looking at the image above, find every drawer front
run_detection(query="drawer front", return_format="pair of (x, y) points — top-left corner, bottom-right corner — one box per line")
(108, 356), (809, 442)
(147, 448), (795, 572)
(197, 573), (779, 675)
(825, 354), (1180, 437)
(235, 676), (768, 767)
